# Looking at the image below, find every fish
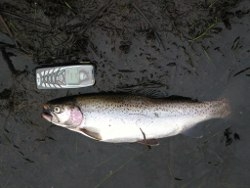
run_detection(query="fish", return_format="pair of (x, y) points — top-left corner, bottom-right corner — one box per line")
(41, 94), (231, 146)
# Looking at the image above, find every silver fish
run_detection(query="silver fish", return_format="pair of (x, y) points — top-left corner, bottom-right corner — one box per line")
(42, 94), (230, 145)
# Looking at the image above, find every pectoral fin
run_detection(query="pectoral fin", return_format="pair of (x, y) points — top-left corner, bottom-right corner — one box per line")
(79, 128), (102, 140)
(137, 139), (160, 146)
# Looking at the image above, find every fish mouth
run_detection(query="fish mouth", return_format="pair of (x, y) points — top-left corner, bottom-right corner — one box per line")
(42, 105), (52, 122)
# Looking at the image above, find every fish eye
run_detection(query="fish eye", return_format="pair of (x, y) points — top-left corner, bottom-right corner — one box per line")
(53, 106), (61, 114)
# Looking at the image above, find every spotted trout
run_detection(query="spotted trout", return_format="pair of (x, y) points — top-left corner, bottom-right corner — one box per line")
(42, 94), (230, 145)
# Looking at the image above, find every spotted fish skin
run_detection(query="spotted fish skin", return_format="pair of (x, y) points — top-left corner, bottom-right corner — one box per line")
(42, 94), (231, 143)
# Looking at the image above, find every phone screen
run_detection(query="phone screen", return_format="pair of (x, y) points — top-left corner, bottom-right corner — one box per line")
(65, 68), (80, 84)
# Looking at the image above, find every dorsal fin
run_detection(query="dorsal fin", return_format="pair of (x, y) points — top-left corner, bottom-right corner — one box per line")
(165, 95), (199, 102)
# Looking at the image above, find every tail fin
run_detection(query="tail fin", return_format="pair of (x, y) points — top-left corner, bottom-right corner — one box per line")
(212, 98), (231, 119)
(218, 74), (250, 123)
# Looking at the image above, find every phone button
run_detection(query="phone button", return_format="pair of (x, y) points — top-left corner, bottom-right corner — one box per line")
(80, 71), (87, 80)
(51, 76), (55, 82)
(36, 74), (41, 85)
(54, 68), (59, 73)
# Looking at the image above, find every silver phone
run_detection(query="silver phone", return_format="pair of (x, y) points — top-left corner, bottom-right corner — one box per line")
(36, 64), (95, 89)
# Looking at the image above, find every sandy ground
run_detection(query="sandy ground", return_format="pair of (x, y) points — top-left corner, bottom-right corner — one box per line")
(0, 0), (250, 187)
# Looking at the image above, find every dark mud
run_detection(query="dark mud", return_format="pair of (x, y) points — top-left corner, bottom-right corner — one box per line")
(0, 0), (250, 187)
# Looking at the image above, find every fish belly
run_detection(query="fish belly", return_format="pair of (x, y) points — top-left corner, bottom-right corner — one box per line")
(82, 112), (206, 143)
(82, 113), (143, 143)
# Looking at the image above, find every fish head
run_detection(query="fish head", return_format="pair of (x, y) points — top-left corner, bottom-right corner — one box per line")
(42, 100), (83, 129)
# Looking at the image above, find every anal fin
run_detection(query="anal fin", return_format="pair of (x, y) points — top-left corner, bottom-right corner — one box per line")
(137, 139), (159, 146)
(138, 127), (159, 147)
(180, 120), (211, 138)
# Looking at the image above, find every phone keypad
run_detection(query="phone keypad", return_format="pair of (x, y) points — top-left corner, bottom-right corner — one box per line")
(37, 68), (64, 89)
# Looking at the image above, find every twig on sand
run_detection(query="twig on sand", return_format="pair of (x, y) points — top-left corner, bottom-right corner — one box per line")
(202, 46), (212, 64)
(190, 21), (217, 41)
(0, 14), (18, 47)
(0, 48), (18, 74)
(94, 149), (146, 188)
(77, 0), (113, 35)
(233, 67), (250, 77)
(0, 8), (49, 28)
(0, 15), (14, 38)
(131, 3), (166, 50)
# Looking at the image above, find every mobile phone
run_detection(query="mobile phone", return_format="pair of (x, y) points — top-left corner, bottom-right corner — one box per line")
(36, 64), (95, 89)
